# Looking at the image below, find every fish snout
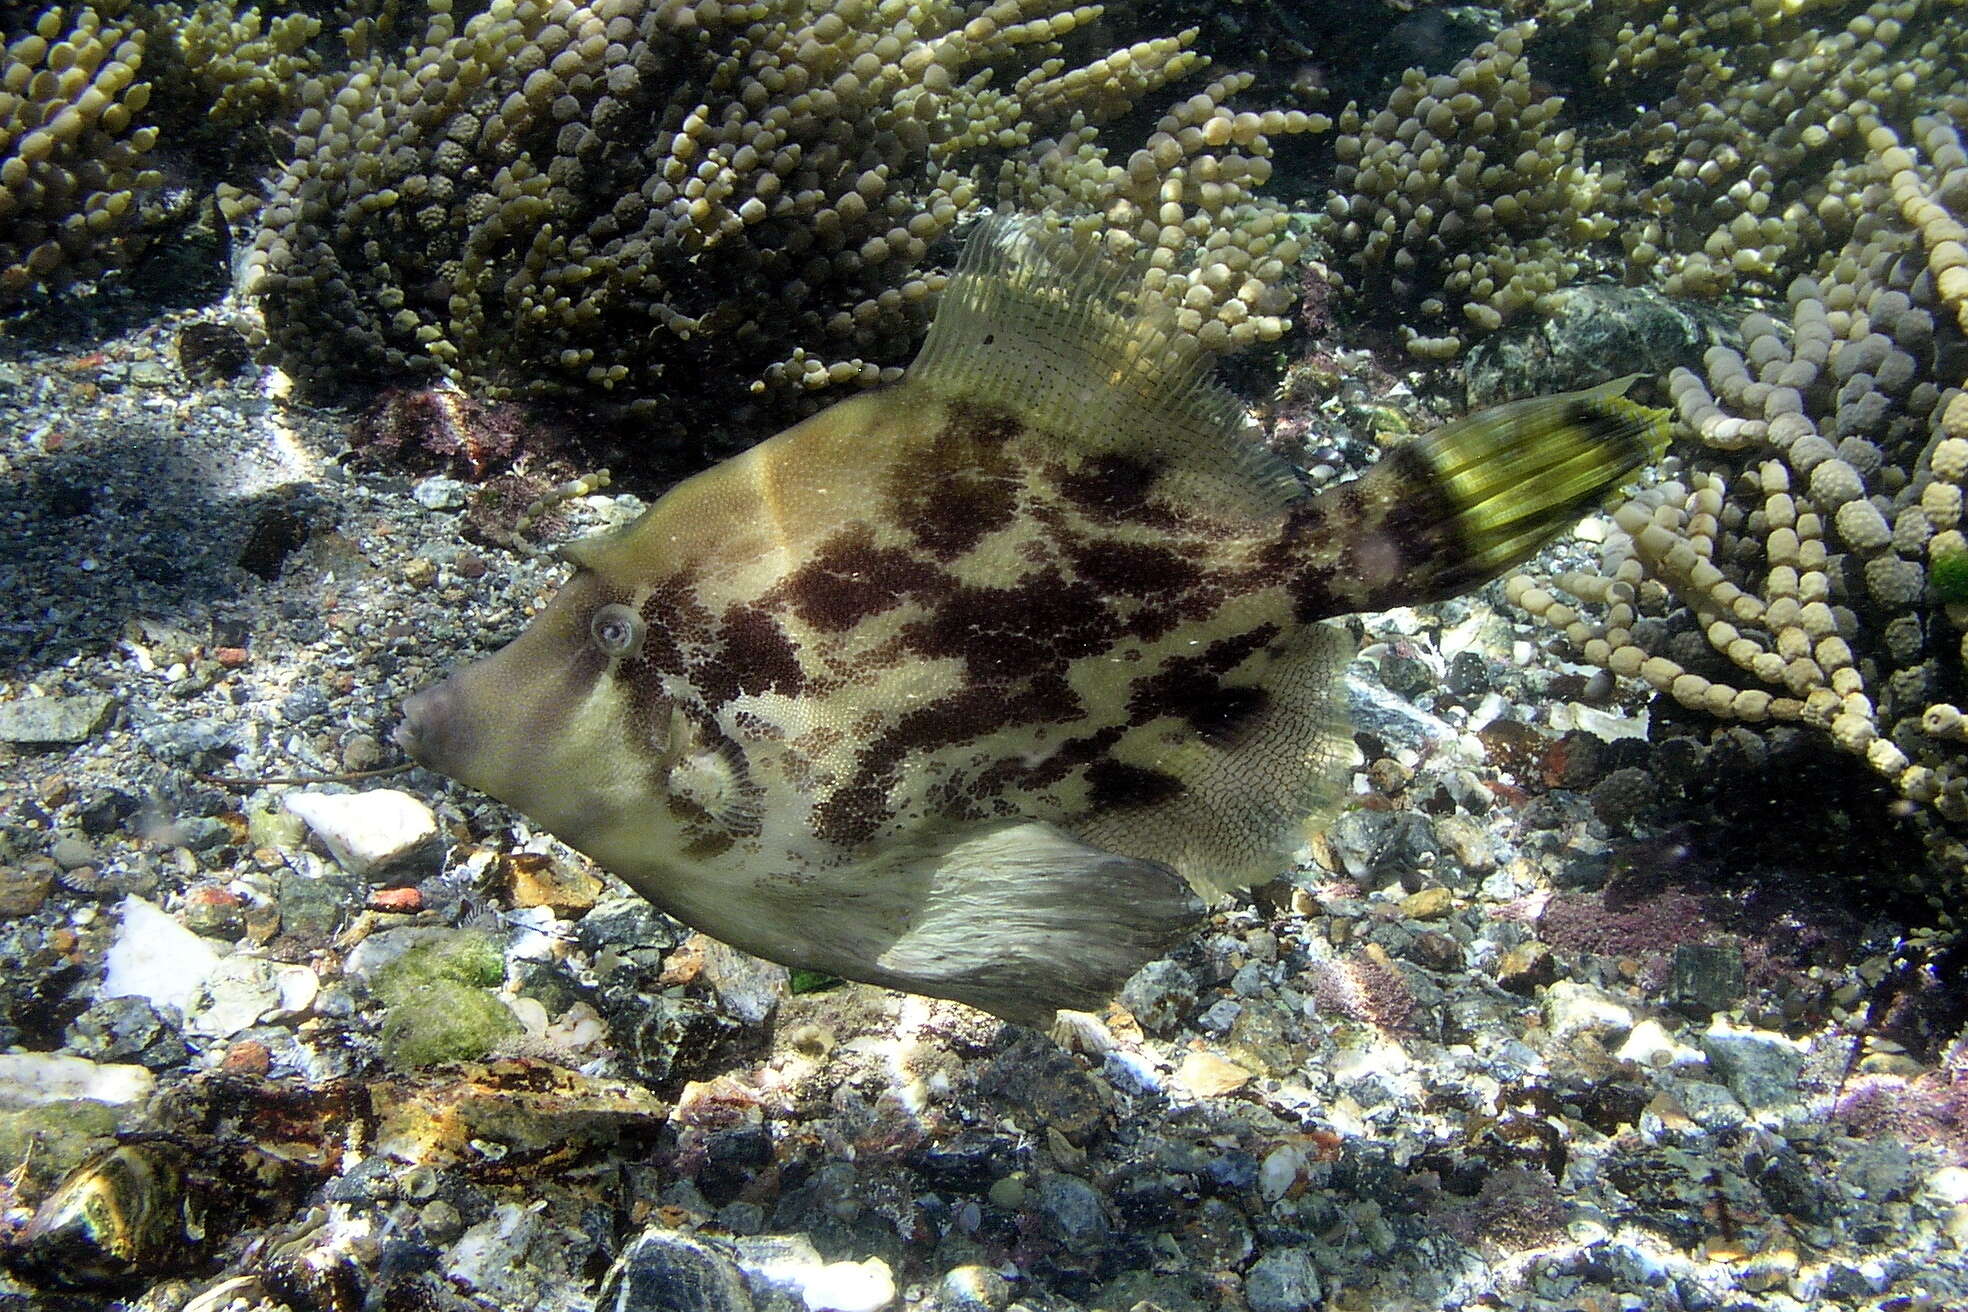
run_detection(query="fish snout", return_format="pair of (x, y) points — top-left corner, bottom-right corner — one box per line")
(395, 677), (471, 774)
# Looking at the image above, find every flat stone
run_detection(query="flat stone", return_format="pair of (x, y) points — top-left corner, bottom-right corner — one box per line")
(0, 1052), (154, 1109)
(1542, 979), (1633, 1040)
(413, 476), (470, 510)
(102, 894), (221, 1017)
(187, 955), (315, 1038)
(49, 835), (96, 870)
(506, 852), (604, 914)
(1701, 1019), (1805, 1111)
(1614, 1018), (1704, 1070)
(0, 861), (54, 916)
(285, 788), (440, 879)
(731, 1234), (896, 1312)
(1399, 886), (1453, 921)
(0, 694), (114, 745)
(1174, 1051), (1252, 1098)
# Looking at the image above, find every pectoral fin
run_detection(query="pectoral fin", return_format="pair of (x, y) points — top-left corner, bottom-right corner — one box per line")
(865, 820), (1206, 1027)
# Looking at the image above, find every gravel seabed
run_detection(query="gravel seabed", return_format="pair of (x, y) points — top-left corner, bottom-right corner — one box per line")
(1, 285), (1966, 1312)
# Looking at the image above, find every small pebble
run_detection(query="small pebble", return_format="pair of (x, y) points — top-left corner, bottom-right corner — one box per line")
(1399, 886), (1452, 921)
(49, 835), (97, 870)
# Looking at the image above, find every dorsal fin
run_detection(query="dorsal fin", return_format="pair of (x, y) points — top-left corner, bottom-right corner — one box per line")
(908, 213), (1304, 515)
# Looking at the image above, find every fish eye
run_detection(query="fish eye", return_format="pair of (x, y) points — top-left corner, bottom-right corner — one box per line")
(589, 603), (644, 658)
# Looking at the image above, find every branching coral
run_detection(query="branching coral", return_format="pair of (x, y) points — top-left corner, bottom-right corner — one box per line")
(1316, 23), (1620, 361)
(244, 0), (1324, 433)
(1576, 0), (1968, 301)
(1507, 111), (1968, 898)
(1314, 0), (1968, 358)
(0, 5), (161, 300)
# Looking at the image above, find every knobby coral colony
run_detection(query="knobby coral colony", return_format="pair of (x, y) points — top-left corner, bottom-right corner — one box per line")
(243, 0), (1322, 429)
(0, 0), (327, 299)
(1509, 109), (1968, 908)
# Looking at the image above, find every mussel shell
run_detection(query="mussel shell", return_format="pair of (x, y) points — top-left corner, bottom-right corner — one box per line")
(11, 1142), (198, 1288)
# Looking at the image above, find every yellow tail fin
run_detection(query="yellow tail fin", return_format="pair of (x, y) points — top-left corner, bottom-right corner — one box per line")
(1416, 374), (1669, 581)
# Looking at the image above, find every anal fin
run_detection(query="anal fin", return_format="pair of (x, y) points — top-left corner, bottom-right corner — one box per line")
(865, 820), (1205, 1027)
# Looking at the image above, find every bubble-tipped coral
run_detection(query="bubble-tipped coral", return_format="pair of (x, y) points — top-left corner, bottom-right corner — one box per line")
(1316, 23), (1619, 361)
(243, 0), (1324, 440)
(1507, 111), (1968, 907)
(0, 6), (162, 301)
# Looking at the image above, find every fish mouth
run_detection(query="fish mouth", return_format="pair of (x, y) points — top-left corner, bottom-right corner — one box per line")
(394, 677), (473, 777)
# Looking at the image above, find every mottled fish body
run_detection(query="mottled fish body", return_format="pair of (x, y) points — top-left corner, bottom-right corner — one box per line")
(397, 216), (1665, 1025)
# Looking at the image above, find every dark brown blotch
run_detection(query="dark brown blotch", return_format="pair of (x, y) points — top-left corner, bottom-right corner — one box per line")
(904, 570), (1120, 682)
(813, 675), (1086, 846)
(696, 603), (807, 706)
(1065, 539), (1200, 596)
(1125, 625), (1278, 744)
(887, 401), (1023, 559)
(1086, 759), (1187, 810)
(777, 525), (953, 631)
(1052, 452), (1177, 529)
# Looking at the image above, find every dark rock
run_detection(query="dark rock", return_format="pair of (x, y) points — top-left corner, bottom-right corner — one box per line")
(280, 687), (331, 722)
(1589, 767), (1658, 829)
(1669, 941), (1745, 1017)
(74, 789), (139, 836)
(598, 1229), (754, 1312)
(277, 869), (357, 947)
(698, 1125), (773, 1207)
(1749, 1146), (1836, 1226)
(1120, 959), (1198, 1035)
(1205, 1150), (1259, 1195)
(909, 1134), (1012, 1195)
(1407, 930), (1465, 973)
(1378, 650), (1433, 697)
(1181, 1196), (1254, 1268)
(136, 718), (237, 766)
(63, 996), (190, 1070)
(1034, 1173), (1109, 1255)
(1464, 285), (1740, 409)
(580, 896), (682, 969)
(1245, 1246), (1321, 1312)
(0, 695), (115, 746)
(1327, 810), (1443, 890)
(237, 500), (313, 580)
(1444, 650), (1490, 698)
(516, 961), (591, 1016)
(176, 322), (254, 381)
(622, 996), (747, 1088)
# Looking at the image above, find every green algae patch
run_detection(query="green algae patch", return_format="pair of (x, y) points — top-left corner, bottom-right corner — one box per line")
(372, 931), (517, 1070)
(372, 930), (505, 1006)
(379, 979), (521, 1071)
(0, 1100), (120, 1192)
(1932, 550), (1968, 605)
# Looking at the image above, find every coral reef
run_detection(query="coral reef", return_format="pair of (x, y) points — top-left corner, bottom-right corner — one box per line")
(1508, 110), (1968, 907)
(1315, 23), (1618, 361)
(0, 6), (161, 300)
(1315, 0), (1968, 359)
(244, 0), (1324, 435)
